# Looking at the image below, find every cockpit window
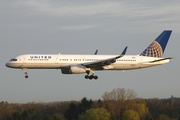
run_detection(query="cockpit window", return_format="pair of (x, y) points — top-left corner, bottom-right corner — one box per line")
(10, 59), (17, 61)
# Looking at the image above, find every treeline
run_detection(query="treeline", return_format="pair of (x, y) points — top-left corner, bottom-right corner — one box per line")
(0, 88), (180, 120)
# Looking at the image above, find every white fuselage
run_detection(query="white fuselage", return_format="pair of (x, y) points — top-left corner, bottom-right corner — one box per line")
(5, 54), (170, 70)
(5, 30), (172, 79)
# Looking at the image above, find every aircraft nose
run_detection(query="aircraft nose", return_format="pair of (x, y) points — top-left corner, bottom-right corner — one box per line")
(5, 63), (10, 67)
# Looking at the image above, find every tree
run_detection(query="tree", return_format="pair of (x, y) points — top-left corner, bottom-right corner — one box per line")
(144, 113), (153, 120)
(64, 97), (93, 120)
(43, 115), (53, 120)
(78, 108), (111, 120)
(22, 108), (36, 120)
(78, 97), (93, 114)
(130, 101), (149, 119)
(52, 113), (66, 120)
(102, 88), (137, 120)
(156, 114), (171, 120)
(64, 103), (78, 120)
(93, 99), (104, 108)
(122, 110), (140, 120)
(12, 112), (22, 120)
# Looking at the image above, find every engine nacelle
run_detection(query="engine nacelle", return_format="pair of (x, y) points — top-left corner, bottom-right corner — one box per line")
(61, 65), (86, 74)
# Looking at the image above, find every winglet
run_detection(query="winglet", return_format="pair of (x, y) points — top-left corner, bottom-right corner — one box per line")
(122, 46), (128, 55)
(116, 46), (128, 59)
(94, 49), (98, 55)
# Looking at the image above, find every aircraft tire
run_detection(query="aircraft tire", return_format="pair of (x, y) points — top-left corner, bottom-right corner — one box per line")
(94, 76), (98, 80)
(85, 75), (89, 79)
(89, 75), (94, 80)
(25, 75), (28, 79)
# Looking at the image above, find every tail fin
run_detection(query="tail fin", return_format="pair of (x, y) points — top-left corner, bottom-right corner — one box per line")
(140, 30), (172, 58)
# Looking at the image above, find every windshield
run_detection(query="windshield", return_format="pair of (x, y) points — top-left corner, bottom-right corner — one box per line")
(10, 59), (17, 61)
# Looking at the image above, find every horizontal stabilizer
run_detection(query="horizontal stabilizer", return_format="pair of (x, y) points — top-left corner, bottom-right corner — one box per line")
(149, 57), (174, 63)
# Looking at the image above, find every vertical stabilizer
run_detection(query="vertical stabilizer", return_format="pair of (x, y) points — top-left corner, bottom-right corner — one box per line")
(140, 30), (172, 57)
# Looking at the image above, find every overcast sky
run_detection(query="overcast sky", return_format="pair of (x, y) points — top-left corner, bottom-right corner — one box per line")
(1, 0), (180, 103)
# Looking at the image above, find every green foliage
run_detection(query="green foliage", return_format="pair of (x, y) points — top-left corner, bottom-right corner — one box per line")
(12, 112), (22, 120)
(64, 103), (78, 120)
(78, 108), (111, 120)
(146, 97), (180, 119)
(130, 101), (149, 119)
(122, 110), (140, 120)
(144, 113), (153, 120)
(78, 97), (93, 114)
(44, 115), (54, 120)
(22, 108), (36, 120)
(64, 97), (93, 120)
(1, 88), (180, 120)
(52, 113), (66, 120)
(43, 114), (66, 120)
(156, 114), (171, 120)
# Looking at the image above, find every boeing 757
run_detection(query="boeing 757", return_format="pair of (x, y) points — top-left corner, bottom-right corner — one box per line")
(6, 30), (173, 80)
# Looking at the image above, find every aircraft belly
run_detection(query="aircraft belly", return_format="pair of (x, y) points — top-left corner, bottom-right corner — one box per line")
(140, 63), (163, 68)
(111, 63), (140, 70)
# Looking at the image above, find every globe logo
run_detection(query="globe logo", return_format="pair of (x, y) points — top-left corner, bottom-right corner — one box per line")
(140, 41), (163, 58)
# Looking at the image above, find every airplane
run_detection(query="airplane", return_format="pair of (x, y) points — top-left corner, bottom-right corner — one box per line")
(6, 30), (173, 80)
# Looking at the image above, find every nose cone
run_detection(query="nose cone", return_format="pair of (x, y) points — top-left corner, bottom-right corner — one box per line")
(5, 62), (11, 68)
(5, 63), (8, 67)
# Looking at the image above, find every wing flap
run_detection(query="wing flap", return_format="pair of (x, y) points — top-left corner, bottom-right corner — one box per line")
(82, 46), (128, 69)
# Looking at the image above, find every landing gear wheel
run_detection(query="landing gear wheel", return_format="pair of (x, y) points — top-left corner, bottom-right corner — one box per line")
(23, 68), (29, 79)
(25, 75), (28, 79)
(85, 75), (89, 79)
(94, 76), (98, 80)
(85, 68), (98, 80)
(89, 75), (94, 80)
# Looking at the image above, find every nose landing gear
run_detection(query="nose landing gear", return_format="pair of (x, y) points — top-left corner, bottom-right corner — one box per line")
(25, 75), (28, 78)
(23, 68), (28, 79)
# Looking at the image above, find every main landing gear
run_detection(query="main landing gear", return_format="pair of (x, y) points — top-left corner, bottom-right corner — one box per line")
(23, 68), (28, 78)
(84, 69), (98, 80)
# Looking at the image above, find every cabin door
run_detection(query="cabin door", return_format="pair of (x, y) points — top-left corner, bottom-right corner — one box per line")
(23, 57), (26, 63)
(55, 57), (58, 64)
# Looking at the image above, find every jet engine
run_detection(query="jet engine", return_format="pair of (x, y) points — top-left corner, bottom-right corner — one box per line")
(61, 65), (86, 74)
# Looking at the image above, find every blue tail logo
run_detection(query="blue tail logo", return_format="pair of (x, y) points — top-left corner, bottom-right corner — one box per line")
(140, 30), (172, 58)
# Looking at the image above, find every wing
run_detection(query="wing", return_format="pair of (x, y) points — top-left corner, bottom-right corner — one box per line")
(82, 46), (128, 69)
